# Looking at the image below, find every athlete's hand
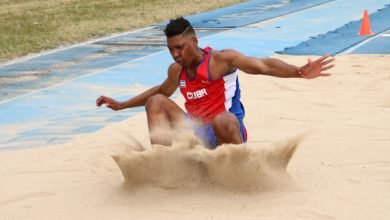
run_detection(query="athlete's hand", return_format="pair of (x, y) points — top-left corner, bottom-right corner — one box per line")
(299, 54), (335, 79)
(96, 95), (123, 111)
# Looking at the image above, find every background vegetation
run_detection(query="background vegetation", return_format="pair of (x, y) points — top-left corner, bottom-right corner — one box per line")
(0, 0), (245, 62)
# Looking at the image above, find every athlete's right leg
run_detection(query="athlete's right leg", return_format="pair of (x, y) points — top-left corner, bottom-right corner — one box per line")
(145, 94), (185, 146)
(211, 112), (245, 145)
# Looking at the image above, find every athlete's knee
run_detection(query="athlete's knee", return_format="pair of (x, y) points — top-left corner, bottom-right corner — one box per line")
(212, 113), (240, 135)
(145, 94), (168, 113)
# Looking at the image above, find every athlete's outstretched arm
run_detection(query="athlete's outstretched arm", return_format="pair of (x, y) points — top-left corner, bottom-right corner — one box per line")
(96, 64), (180, 111)
(219, 49), (335, 78)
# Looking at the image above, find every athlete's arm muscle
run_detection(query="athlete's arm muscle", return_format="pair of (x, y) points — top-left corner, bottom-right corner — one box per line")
(159, 63), (181, 96)
(215, 49), (334, 79)
(96, 63), (180, 110)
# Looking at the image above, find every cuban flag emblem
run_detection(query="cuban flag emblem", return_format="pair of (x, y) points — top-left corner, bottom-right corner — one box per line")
(180, 80), (186, 88)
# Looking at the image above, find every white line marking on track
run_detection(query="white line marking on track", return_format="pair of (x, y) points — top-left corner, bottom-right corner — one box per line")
(338, 29), (390, 55)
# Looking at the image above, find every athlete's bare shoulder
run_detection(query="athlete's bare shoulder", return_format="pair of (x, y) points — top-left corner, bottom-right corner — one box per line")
(210, 49), (243, 77)
(167, 62), (182, 84)
(212, 49), (242, 63)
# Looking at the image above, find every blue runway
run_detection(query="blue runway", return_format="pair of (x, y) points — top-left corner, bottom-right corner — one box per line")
(277, 4), (390, 55)
(0, 0), (389, 150)
(156, 0), (334, 28)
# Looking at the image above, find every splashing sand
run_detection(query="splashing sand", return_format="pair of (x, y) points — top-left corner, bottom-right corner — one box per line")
(112, 130), (302, 192)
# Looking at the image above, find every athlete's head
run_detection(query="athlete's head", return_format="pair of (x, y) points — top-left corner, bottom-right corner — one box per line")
(164, 17), (198, 67)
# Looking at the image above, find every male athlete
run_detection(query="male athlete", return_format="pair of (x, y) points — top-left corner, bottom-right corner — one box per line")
(96, 17), (334, 149)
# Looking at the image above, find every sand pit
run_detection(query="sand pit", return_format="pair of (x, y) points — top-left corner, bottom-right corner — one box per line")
(0, 54), (389, 219)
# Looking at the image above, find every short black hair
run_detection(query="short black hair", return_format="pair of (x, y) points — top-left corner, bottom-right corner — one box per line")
(164, 17), (195, 38)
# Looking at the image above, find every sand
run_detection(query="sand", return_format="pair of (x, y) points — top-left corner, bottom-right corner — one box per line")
(1, 54), (390, 219)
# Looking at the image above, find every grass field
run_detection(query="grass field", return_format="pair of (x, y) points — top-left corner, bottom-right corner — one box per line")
(0, 0), (245, 62)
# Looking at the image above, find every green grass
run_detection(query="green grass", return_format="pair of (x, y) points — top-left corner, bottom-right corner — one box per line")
(0, 0), (245, 62)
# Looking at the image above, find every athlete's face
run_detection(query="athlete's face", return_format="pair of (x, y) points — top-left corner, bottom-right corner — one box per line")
(167, 34), (197, 67)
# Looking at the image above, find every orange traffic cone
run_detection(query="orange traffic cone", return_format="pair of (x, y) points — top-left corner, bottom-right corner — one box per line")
(359, 9), (374, 35)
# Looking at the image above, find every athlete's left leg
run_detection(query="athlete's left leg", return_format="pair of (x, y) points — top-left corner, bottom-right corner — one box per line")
(211, 112), (244, 145)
